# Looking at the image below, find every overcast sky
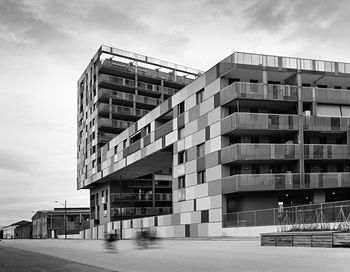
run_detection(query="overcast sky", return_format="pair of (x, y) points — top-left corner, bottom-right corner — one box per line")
(1, 0), (350, 226)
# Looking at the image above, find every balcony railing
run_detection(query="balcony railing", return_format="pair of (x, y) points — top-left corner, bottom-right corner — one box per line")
(98, 103), (149, 117)
(110, 193), (172, 202)
(221, 143), (300, 163)
(221, 112), (298, 134)
(222, 172), (350, 195)
(220, 82), (298, 105)
(100, 59), (194, 85)
(222, 52), (350, 74)
(223, 200), (350, 228)
(111, 207), (172, 217)
(222, 173), (301, 194)
(302, 87), (350, 104)
(305, 172), (350, 189)
(303, 116), (348, 131)
(304, 145), (349, 160)
(99, 74), (135, 88)
(154, 120), (173, 141)
(98, 118), (134, 130)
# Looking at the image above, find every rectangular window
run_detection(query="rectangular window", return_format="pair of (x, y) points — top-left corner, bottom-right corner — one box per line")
(106, 190), (108, 202)
(114, 145), (118, 154)
(145, 124), (151, 135)
(197, 143), (205, 158)
(92, 160), (96, 168)
(178, 151), (186, 164)
(197, 170), (205, 184)
(196, 89), (204, 105)
(178, 176), (186, 188)
(178, 102), (185, 115)
(123, 139), (127, 149)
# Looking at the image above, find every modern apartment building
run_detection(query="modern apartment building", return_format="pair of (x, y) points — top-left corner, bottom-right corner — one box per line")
(79, 49), (350, 238)
(77, 46), (202, 227)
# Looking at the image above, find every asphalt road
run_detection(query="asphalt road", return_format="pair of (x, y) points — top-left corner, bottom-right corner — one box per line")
(1, 238), (350, 272)
(0, 245), (118, 272)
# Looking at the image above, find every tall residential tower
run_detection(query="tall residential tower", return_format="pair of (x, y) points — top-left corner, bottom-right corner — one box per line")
(77, 46), (202, 227)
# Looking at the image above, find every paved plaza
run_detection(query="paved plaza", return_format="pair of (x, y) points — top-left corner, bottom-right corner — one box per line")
(1, 238), (350, 272)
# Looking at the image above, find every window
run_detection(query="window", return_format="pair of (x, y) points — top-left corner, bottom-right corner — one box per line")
(145, 124), (151, 135)
(123, 139), (127, 149)
(92, 160), (96, 168)
(114, 145), (118, 154)
(178, 176), (186, 188)
(178, 127), (185, 139)
(197, 143), (205, 158)
(196, 89), (204, 105)
(197, 170), (205, 184)
(106, 190), (108, 202)
(178, 151), (186, 164)
(178, 102), (185, 115)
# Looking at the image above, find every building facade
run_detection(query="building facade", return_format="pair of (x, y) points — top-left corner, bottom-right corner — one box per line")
(77, 46), (202, 227)
(32, 208), (90, 239)
(79, 49), (350, 238)
(2, 220), (31, 239)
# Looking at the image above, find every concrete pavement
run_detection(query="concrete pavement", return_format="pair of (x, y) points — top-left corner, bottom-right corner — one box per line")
(1, 238), (350, 272)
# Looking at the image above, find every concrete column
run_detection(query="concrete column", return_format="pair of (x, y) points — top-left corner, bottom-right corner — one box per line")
(134, 61), (138, 115)
(297, 72), (305, 188)
(313, 190), (325, 203)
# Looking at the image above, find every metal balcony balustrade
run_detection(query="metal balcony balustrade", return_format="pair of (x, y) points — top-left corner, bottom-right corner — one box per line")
(111, 207), (172, 217)
(98, 103), (149, 117)
(100, 59), (193, 86)
(305, 172), (350, 189)
(110, 192), (172, 202)
(98, 118), (134, 130)
(302, 86), (350, 103)
(98, 74), (178, 96)
(223, 52), (350, 74)
(221, 143), (300, 163)
(303, 116), (348, 131)
(222, 173), (302, 194)
(221, 112), (299, 134)
(222, 172), (350, 194)
(223, 200), (350, 228)
(220, 82), (298, 105)
(304, 144), (349, 160)
(101, 45), (202, 76)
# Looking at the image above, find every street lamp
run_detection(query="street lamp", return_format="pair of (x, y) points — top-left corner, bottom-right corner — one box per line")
(55, 200), (67, 239)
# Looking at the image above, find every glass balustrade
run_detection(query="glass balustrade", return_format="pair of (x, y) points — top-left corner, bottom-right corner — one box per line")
(221, 112), (298, 134)
(220, 82), (298, 105)
(221, 144), (299, 163)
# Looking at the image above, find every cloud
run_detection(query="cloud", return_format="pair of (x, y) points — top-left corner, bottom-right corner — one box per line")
(0, 146), (35, 173)
(0, 0), (69, 48)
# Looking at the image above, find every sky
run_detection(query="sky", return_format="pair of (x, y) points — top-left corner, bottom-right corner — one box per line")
(1, 0), (350, 226)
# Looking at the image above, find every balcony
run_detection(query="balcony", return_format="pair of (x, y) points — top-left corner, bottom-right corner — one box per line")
(305, 172), (350, 189)
(99, 58), (195, 85)
(302, 86), (350, 104)
(220, 82), (298, 105)
(98, 118), (134, 131)
(223, 52), (350, 74)
(221, 143), (300, 164)
(303, 116), (348, 131)
(110, 193), (172, 202)
(221, 112), (298, 135)
(98, 103), (149, 118)
(98, 74), (135, 89)
(111, 207), (172, 217)
(222, 173), (302, 194)
(304, 145), (350, 160)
